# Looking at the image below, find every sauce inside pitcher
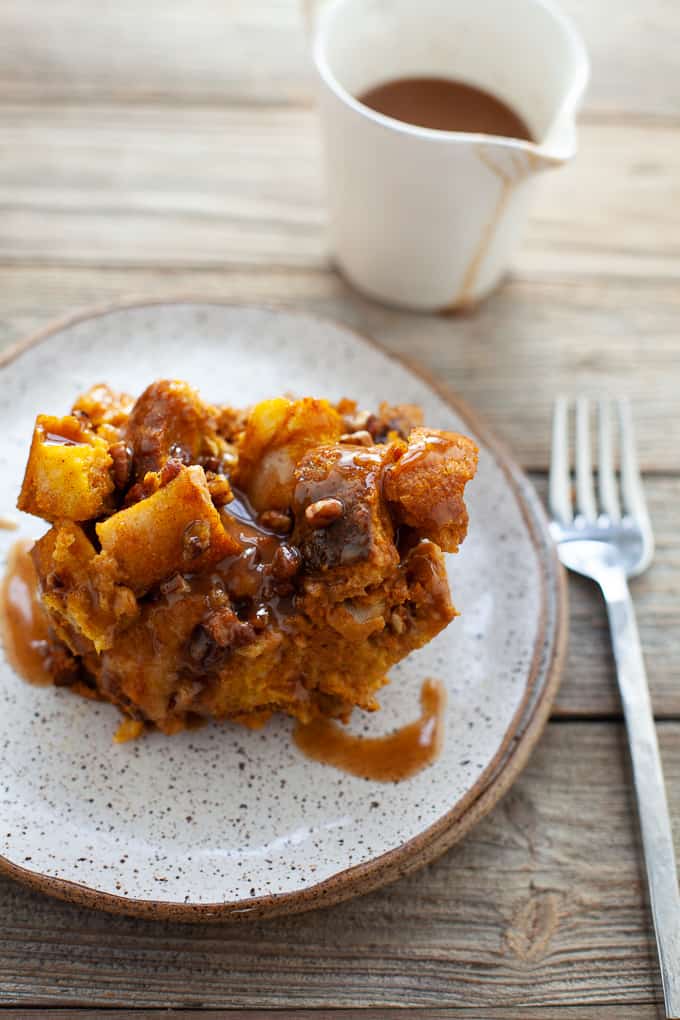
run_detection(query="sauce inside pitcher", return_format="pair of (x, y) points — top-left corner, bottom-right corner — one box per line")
(358, 76), (534, 141)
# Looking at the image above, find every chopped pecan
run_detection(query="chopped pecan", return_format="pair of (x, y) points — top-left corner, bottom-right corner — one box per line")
(305, 497), (344, 528)
(158, 457), (184, 487)
(182, 519), (211, 561)
(187, 607), (257, 670)
(109, 441), (133, 490)
(204, 455), (220, 472)
(205, 607), (257, 649)
(259, 508), (293, 534)
(339, 430), (373, 447)
(271, 543), (301, 581)
(206, 472), (233, 508)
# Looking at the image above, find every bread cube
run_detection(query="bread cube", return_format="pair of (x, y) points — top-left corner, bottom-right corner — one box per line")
(292, 443), (399, 596)
(124, 379), (224, 480)
(235, 397), (343, 511)
(383, 427), (479, 552)
(96, 465), (239, 594)
(18, 414), (114, 522)
(32, 522), (138, 654)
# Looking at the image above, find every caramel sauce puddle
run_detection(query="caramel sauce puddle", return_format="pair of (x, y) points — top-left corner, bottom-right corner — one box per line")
(294, 678), (446, 782)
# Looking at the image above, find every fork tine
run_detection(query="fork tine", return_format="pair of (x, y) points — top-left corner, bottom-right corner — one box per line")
(618, 398), (651, 527)
(575, 397), (597, 520)
(549, 397), (572, 524)
(598, 399), (621, 521)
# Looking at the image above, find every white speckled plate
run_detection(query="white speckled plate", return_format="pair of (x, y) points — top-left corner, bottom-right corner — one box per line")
(0, 301), (566, 920)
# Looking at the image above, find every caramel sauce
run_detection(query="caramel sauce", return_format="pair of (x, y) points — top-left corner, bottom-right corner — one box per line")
(171, 488), (296, 636)
(293, 678), (446, 782)
(222, 490), (282, 551)
(0, 539), (52, 685)
(358, 76), (533, 141)
(292, 445), (389, 567)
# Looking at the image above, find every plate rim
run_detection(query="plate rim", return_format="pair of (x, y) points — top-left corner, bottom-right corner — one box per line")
(0, 297), (568, 921)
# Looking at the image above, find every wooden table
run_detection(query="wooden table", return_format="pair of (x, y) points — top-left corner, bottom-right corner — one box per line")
(0, 2), (679, 1016)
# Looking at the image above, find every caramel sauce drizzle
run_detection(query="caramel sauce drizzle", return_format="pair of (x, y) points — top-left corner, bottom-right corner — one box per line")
(0, 539), (52, 685)
(293, 678), (446, 782)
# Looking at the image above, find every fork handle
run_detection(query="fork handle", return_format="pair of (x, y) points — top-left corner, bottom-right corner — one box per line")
(601, 571), (680, 1019)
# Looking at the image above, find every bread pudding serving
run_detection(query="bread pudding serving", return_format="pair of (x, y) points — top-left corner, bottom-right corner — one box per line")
(15, 380), (478, 736)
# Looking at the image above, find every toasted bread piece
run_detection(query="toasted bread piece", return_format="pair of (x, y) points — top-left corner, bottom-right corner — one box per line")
(18, 415), (114, 522)
(33, 522), (137, 654)
(384, 427), (479, 552)
(97, 464), (239, 594)
(234, 397), (343, 511)
(124, 379), (226, 481)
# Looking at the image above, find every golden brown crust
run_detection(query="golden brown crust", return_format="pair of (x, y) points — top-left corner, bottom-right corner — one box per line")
(123, 379), (227, 481)
(18, 414), (115, 522)
(96, 464), (239, 594)
(384, 428), (479, 552)
(234, 397), (343, 511)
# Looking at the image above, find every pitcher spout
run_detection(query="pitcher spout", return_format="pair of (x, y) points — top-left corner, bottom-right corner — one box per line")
(534, 113), (579, 167)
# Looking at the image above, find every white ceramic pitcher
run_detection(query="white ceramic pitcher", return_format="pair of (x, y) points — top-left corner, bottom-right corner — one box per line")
(308, 0), (589, 311)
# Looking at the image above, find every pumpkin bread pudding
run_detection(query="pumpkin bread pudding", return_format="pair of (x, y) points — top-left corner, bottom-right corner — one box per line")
(17, 380), (478, 736)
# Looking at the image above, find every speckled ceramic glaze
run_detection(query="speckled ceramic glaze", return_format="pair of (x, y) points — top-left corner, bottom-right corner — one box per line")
(0, 302), (566, 920)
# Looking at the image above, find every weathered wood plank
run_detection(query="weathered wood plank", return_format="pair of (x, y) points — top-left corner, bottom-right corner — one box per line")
(0, 107), (678, 282)
(0, 0), (311, 107)
(0, 0), (677, 120)
(0, 1009), (661, 1019)
(0, 723), (669, 1009)
(0, 267), (678, 476)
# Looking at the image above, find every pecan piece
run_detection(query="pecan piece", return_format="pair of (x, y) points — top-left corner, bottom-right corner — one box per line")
(204, 606), (256, 649)
(271, 543), (301, 581)
(158, 457), (184, 487)
(110, 441), (133, 490)
(339, 430), (373, 447)
(304, 497), (344, 528)
(259, 508), (293, 534)
(182, 519), (211, 561)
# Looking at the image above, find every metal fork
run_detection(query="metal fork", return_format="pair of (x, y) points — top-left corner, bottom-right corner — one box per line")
(550, 397), (680, 1019)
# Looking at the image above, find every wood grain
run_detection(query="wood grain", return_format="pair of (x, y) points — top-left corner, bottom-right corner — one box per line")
(0, 1010), (663, 1020)
(0, 0), (678, 119)
(0, 723), (669, 1010)
(0, 107), (678, 283)
(0, 269), (679, 475)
